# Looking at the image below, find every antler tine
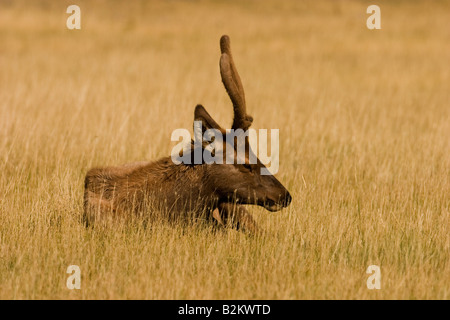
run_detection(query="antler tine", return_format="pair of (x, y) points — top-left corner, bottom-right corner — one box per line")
(219, 35), (253, 130)
(220, 35), (245, 100)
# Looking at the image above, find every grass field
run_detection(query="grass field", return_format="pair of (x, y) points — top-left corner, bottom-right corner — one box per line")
(0, 0), (449, 299)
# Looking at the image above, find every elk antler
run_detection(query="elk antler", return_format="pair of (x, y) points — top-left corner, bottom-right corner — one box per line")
(220, 35), (253, 131)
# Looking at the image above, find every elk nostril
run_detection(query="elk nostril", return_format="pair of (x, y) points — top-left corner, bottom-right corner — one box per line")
(284, 192), (292, 207)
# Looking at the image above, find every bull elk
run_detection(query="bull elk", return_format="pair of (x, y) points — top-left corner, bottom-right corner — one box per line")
(84, 35), (292, 233)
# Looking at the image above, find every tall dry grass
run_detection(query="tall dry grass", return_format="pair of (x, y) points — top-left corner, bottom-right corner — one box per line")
(0, 0), (449, 299)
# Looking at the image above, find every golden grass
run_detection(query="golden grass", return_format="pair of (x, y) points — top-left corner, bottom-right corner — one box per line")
(0, 0), (449, 299)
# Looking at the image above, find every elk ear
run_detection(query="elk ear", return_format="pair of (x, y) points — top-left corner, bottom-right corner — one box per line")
(194, 104), (225, 134)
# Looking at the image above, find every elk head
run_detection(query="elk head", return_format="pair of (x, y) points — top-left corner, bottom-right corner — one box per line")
(192, 35), (292, 212)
